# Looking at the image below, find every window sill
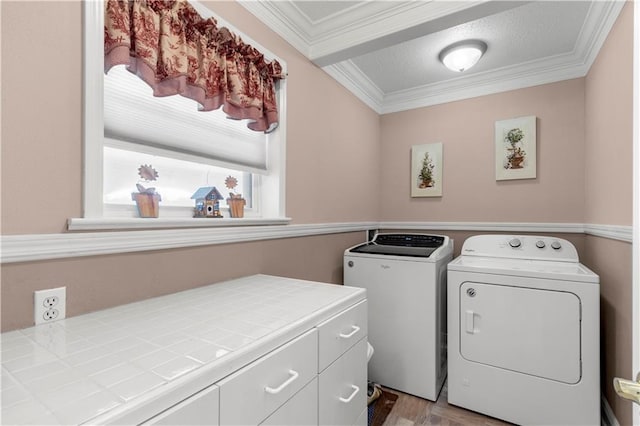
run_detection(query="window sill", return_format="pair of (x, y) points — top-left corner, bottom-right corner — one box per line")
(67, 217), (291, 231)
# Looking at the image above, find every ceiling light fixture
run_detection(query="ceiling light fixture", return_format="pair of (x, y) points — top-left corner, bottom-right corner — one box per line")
(439, 40), (487, 73)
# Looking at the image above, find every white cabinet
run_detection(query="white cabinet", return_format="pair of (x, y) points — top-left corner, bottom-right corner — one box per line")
(2, 275), (367, 426)
(140, 303), (367, 426)
(218, 329), (318, 425)
(318, 338), (367, 426)
(317, 300), (367, 372)
(260, 378), (318, 426)
(317, 300), (368, 426)
(143, 385), (219, 425)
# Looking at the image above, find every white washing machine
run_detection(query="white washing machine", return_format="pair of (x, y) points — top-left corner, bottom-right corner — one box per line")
(344, 233), (453, 401)
(447, 235), (600, 425)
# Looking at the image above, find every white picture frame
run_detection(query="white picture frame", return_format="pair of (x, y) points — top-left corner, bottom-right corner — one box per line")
(495, 116), (537, 181)
(411, 143), (443, 197)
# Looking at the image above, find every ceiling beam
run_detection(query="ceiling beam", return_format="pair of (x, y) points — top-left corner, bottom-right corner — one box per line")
(309, 1), (529, 67)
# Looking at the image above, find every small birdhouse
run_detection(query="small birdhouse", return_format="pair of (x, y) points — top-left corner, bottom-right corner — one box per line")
(191, 186), (224, 218)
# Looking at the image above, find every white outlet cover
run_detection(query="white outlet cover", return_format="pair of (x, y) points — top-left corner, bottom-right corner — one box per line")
(34, 287), (66, 325)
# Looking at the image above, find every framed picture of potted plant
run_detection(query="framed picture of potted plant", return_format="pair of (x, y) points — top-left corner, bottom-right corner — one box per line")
(411, 142), (443, 197)
(495, 116), (537, 181)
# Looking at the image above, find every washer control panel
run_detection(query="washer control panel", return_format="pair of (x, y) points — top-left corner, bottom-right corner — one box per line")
(461, 235), (578, 262)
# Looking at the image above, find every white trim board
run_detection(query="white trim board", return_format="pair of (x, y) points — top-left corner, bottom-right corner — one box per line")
(1, 221), (631, 264)
(602, 392), (621, 426)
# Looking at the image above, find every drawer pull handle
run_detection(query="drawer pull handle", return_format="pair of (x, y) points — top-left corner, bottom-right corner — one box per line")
(339, 325), (360, 339)
(339, 385), (360, 403)
(265, 370), (299, 395)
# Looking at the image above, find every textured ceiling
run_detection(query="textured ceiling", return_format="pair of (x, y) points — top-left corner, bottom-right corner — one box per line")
(351, 1), (592, 92)
(239, 1), (625, 113)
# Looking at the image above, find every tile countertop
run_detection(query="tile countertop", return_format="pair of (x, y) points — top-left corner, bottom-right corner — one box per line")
(1, 275), (366, 425)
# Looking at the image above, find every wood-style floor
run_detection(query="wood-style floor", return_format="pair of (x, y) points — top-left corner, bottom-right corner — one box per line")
(381, 381), (514, 426)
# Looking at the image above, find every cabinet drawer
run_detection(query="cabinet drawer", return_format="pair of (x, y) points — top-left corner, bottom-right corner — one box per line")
(317, 300), (367, 372)
(353, 407), (368, 426)
(143, 384), (219, 425)
(260, 377), (318, 426)
(319, 338), (367, 426)
(218, 329), (318, 426)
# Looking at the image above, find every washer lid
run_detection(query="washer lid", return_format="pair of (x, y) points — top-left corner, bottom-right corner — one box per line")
(349, 233), (446, 258)
(448, 255), (599, 283)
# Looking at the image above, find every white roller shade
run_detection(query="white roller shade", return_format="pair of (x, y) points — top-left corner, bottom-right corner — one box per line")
(104, 65), (267, 171)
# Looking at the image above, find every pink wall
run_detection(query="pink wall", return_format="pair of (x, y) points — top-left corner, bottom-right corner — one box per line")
(1, 1), (83, 234)
(584, 3), (635, 425)
(0, 1), (381, 236)
(379, 79), (586, 223)
(205, 1), (382, 224)
(585, 2), (634, 226)
(1, 232), (366, 331)
(0, 0), (379, 330)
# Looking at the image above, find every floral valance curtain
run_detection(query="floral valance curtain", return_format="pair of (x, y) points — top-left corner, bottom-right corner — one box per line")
(104, 0), (285, 133)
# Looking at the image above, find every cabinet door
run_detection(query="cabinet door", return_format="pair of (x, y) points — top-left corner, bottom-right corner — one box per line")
(317, 300), (367, 372)
(260, 377), (318, 426)
(143, 385), (219, 425)
(218, 329), (318, 425)
(319, 338), (367, 426)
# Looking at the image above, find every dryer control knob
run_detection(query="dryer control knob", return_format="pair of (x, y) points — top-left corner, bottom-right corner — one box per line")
(536, 240), (546, 249)
(509, 238), (521, 248)
(551, 241), (562, 250)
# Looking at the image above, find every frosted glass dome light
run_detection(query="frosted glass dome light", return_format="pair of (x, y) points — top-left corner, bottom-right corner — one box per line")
(439, 40), (487, 73)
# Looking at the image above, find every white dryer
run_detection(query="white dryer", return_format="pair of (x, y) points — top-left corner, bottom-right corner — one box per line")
(344, 233), (453, 401)
(447, 235), (600, 425)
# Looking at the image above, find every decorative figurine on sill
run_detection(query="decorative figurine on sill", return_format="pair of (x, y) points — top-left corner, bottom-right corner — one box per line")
(191, 186), (224, 218)
(132, 165), (161, 218)
(225, 175), (246, 218)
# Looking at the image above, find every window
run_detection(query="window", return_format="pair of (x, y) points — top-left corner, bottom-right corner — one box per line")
(80, 0), (286, 227)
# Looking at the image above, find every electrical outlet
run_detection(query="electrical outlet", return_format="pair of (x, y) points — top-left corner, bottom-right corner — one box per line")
(34, 287), (66, 325)
(43, 296), (59, 308)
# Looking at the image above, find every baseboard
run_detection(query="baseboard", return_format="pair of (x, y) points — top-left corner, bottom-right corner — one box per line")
(602, 393), (620, 426)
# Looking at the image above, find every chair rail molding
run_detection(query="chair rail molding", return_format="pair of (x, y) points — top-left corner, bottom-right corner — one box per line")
(1, 221), (631, 264)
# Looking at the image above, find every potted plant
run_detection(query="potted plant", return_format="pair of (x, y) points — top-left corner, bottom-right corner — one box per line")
(131, 164), (161, 218)
(418, 152), (435, 188)
(505, 128), (526, 169)
(225, 175), (246, 218)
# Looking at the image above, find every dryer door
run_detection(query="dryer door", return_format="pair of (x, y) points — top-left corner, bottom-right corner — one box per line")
(459, 282), (581, 384)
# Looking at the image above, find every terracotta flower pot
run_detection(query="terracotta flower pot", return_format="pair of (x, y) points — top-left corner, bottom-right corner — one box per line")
(510, 156), (524, 169)
(227, 198), (246, 218)
(419, 179), (433, 188)
(132, 193), (161, 218)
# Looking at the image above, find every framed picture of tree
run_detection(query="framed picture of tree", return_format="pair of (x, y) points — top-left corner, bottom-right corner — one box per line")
(495, 116), (537, 181)
(411, 143), (443, 197)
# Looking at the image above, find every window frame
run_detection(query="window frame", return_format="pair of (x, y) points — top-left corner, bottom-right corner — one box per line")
(80, 0), (287, 229)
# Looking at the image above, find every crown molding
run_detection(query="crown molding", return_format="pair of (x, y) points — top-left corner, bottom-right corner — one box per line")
(322, 62), (384, 114)
(1, 221), (630, 264)
(576, 0), (627, 72)
(380, 52), (589, 114)
(238, 0), (311, 57)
